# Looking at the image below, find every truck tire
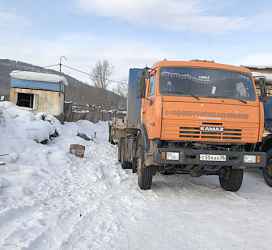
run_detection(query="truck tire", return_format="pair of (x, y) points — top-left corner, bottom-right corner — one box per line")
(138, 163), (153, 190)
(132, 158), (137, 173)
(219, 168), (243, 192)
(108, 124), (112, 143)
(137, 142), (153, 190)
(119, 138), (132, 169)
(122, 161), (132, 169)
(108, 125), (116, 145)
(118, 139), (121, 162)
(263, 148), (272, 187)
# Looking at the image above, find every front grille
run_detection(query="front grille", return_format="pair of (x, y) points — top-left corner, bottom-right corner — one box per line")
(179, 123), (242, 141)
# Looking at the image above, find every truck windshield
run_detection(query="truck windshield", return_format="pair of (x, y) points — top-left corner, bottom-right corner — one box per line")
(160, 67), (256, 101)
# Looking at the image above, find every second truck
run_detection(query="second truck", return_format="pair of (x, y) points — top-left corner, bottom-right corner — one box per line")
(113, 60), (267, 192)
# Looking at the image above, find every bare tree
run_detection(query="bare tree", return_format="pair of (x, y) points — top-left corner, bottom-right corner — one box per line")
(115, 81), (128, 98)
(91, 60), (113, 90)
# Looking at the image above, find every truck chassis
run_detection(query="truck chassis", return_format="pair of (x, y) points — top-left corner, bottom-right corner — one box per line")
(114, 125), (266, 191)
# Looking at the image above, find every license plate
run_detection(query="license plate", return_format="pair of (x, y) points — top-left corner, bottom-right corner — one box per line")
(200, 154), (227, 162)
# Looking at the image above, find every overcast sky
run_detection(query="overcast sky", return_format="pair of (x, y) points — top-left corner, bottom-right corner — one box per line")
(1, 0), (272, 85)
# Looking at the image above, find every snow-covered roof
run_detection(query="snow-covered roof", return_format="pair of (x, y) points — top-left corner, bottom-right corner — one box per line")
(244, 65), (272, 69)
(10, 71), (68, 86)
(252, 71), (272, 82)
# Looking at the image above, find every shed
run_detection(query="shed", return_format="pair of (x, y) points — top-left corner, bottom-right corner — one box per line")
(9, 71), (68, 117)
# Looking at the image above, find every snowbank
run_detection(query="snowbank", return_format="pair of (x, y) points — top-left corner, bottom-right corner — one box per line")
(0, 102), (127, 249)
(0, 102), (61, 152)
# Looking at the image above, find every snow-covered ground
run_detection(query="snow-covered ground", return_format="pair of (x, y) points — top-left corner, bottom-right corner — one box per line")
(0, 102), (272, 250)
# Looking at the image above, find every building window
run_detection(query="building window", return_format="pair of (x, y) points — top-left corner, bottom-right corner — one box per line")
(17, 93), (34, 108)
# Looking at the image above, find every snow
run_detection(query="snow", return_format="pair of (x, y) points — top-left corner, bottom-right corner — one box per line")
(252, 71), (272, 82)
(1, 102), (272, 250)
(0, 102), (61, 147)
(10, 71), (68, 86)
(245, 65), (272, 70)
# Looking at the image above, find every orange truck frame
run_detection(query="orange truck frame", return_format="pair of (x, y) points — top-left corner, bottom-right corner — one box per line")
(117, 60), (266, 191)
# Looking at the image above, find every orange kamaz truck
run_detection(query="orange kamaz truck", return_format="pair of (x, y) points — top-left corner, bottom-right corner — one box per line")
(117, 60), (266, 191)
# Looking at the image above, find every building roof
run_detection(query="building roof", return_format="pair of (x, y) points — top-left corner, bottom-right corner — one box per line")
(10, 71), (68, 86)
(252, 71), (272, 82)
(243, 65), (272, 70)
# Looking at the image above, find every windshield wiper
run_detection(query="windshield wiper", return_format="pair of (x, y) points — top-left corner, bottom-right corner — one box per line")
(206, 95), (247, 104)
(237, 99), (247, 104)
(172, 90), (200, 100)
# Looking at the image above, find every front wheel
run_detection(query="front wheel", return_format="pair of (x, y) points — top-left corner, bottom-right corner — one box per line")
(219, 168), (243, 192)
(137, 142), (153, 190)
(138, 161), (153, 190)
(263, 148), (272, 187)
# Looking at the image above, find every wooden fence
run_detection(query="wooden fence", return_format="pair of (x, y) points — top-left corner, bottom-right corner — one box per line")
(64, 102), (115, 123)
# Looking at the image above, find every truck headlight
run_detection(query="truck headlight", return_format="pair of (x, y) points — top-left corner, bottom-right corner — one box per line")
(166, 152), (180, 161)
(243, 155), (257, 164)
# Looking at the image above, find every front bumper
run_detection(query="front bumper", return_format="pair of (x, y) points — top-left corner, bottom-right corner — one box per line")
(153, 148), (266, 169)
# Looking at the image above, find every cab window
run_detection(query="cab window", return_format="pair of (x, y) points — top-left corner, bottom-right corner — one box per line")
(149, 75), (155, 96)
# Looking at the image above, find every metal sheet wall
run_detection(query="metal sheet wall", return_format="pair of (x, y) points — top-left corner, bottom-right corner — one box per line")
(127, 68), (144, 128)
(11, 79), (64, 92)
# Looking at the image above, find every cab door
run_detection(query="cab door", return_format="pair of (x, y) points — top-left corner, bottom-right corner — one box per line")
(142, 72), (157, 138)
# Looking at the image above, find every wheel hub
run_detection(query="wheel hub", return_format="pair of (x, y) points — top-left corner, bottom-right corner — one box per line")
(267, 163), (272, 176)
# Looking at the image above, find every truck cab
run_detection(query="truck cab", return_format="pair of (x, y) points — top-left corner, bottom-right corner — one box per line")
(119, 60), (266, 191)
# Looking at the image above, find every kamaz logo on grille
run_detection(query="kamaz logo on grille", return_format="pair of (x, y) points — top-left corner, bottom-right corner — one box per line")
(200, 126), (224, 133)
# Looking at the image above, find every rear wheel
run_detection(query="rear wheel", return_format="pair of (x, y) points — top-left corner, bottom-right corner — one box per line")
(263, 148), (272, 187)
(108, 124), (113, 144)
(219, 168), (243, 192)
(132, 158), (137, 173)
(122, 161), (132, 169)
(117, 139), (122, 162)
(119, 137), (132, 169)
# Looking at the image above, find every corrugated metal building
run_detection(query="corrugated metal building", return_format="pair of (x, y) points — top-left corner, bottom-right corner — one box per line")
(9, 71), (68, 117)
(244, 66), (272, 96)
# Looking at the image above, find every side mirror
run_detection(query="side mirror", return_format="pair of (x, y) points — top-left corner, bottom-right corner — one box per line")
(259, 78), (267, 100)
(138, 68), (150, 98)
(139, 76), (146, 98)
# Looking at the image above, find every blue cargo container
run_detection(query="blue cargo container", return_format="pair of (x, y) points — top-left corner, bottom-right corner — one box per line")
(127, 68), (144, 128)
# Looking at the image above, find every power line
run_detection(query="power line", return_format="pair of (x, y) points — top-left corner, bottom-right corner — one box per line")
(44, 62), (127, 84)
(62, 64), (127, 84)
(62, 64), (91, 77)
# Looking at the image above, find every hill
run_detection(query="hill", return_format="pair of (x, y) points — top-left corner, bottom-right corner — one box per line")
(0, 59), (125, 109)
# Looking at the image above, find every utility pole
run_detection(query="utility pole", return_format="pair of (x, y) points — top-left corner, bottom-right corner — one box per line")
(59, 56), (67, 73)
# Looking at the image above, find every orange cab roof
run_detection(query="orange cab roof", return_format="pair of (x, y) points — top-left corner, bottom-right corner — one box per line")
(153, 60), (251, 74)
